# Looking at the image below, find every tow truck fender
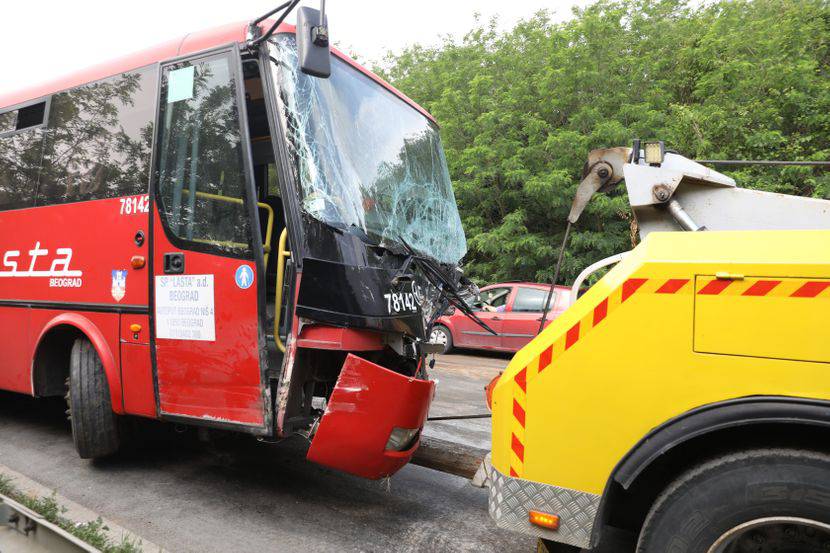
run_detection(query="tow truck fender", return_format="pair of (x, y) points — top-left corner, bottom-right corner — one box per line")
(592, 396), (830, 546)
(33, 313), (123, 414)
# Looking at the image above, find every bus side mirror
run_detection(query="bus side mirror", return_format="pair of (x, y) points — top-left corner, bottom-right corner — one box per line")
(296, 6), (331, 78)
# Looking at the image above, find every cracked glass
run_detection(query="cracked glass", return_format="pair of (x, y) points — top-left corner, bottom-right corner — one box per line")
(269, 36), (467, 264)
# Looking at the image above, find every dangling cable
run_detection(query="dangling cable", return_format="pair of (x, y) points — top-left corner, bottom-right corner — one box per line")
(537, 221), (572, 335)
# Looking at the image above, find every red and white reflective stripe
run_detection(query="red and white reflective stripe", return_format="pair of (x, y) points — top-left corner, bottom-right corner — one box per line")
(792, 281), (830, 297)
(507, 275), (829, 478)
(508, 277), (650, 477)
(510, 367), (527, 477)
(656, 278), (690, 294)
(696, 277), (830, 298)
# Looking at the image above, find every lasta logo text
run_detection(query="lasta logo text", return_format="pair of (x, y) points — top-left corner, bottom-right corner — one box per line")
(0, 242), (83, 288)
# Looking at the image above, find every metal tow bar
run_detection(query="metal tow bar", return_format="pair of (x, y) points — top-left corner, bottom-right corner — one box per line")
(0, 493), (99, 553)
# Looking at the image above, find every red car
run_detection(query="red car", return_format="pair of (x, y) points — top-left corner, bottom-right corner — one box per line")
(430, 282), (572, 353)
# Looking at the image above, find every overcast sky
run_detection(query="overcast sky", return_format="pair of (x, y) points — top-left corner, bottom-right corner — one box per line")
(0, 1), (591, 94)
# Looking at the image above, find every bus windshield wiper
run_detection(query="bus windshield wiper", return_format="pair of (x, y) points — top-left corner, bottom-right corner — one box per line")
(397, 238), (497, 336)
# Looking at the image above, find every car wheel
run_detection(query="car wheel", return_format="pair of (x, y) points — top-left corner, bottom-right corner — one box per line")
(429, 325), (453, 354)
(637, 448), (830, 553)
(67, 337), (121, 459)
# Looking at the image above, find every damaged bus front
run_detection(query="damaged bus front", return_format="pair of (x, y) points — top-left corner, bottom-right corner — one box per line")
(249, 12), (476, 478)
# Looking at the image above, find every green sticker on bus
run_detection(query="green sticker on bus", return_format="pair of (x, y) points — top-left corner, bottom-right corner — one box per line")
(167, 66), (195, 103)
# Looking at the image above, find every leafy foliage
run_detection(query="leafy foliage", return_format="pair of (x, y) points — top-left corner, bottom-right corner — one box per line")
(376, 0), (830, 284)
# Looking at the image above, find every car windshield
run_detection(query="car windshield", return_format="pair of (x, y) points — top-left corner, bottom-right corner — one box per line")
(268, 35), (467, 264)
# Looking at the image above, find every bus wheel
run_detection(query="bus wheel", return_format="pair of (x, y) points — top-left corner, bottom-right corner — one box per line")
(66, 338), (120, 459)
(429, 325), (453, 354)
(636, 449), (830, 553)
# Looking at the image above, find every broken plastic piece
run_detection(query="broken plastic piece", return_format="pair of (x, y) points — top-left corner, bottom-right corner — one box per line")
(307, 354), (434, 479)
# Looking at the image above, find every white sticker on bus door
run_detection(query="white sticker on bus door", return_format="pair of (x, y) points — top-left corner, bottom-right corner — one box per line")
(167, 66), (195, 103)
(155, 274), (216, 341)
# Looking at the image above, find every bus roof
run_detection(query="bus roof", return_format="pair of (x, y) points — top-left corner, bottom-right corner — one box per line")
(0, 20), (435, 124)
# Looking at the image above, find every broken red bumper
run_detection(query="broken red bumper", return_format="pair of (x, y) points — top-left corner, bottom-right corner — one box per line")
(307, 354), (434, 479)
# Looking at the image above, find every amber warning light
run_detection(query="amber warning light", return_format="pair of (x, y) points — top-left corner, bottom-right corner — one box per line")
(485, 373), (501, 411)
(528, 510), (560, 530)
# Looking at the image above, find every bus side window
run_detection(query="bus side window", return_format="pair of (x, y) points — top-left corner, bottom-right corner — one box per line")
(155, 53), (255, 258)
(0, 111), (16, 134)
(0, 129), (44, 211)
(37, 67), (156, 206)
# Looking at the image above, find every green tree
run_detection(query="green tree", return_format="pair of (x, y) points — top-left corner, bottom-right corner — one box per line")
(376, 0), (830, 284)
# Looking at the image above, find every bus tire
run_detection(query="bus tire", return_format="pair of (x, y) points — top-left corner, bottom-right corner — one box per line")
(67, 338), (120, 459)
(636, 448), (830, 553)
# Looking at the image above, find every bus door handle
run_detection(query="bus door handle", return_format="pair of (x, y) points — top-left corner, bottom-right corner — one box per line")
(163, 252), (185, 274)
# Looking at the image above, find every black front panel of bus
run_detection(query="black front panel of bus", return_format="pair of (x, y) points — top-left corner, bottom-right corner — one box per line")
(296, 258), (425, 337)
(295, 216), (433, 339)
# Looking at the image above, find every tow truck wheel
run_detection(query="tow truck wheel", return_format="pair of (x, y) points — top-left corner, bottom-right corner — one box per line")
(636, 449), (830, 553)
(429, 325), (453, 354)
(67, 338), (120, 459)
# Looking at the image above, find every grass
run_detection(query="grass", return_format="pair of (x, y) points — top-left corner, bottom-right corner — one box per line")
(0, 473), (143, 552)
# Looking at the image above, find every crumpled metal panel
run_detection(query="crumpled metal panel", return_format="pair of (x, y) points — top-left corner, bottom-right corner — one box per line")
(306, 354), (434, 479)
(488, 466), (600, 548)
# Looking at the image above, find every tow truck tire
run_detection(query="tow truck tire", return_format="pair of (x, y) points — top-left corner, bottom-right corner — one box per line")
(429, 325), (453, 354)
(67, 338), (120, 459)
(636, 448), (830, 553)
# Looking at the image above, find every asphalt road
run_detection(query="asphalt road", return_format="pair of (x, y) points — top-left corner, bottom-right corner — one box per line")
(422, 352), (505, 450)
(0, 351), (532, 553)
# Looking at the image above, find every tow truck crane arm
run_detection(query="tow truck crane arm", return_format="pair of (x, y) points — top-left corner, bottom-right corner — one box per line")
(538, 146), (631, 331)
(568, 141), (828, 237)
(567, 146), (630, 224)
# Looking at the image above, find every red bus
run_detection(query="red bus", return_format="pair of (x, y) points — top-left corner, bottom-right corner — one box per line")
(0, 7), (473, 479)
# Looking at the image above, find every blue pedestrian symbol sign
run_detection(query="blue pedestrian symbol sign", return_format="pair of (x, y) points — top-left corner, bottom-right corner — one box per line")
(235, 265), (254, 290)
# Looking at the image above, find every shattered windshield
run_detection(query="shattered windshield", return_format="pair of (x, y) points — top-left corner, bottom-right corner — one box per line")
(268, 36), (467, 264)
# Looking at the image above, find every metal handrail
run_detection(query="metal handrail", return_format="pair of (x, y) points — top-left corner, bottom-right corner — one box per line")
(273, 228), (292, 353)
(178, 189), (291, 352)
(179, 190), (274, 266)
(569, 251), (630, 306)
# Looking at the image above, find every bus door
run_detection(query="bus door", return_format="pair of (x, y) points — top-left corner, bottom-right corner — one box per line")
(150, 47), (269, 430)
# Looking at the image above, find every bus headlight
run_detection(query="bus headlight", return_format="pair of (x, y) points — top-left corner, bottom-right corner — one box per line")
(385, 427), (420, 451)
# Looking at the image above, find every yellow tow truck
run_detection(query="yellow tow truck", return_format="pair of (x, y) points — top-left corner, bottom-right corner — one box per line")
(486, 143), (830, 552)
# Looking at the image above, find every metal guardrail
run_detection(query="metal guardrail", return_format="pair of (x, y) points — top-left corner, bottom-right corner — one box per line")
(0, 493), (99, 553)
